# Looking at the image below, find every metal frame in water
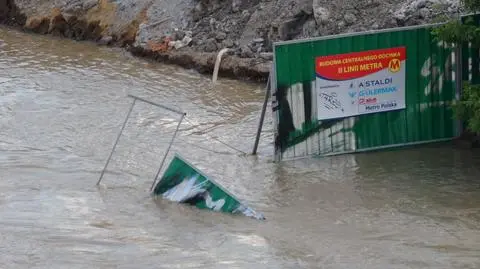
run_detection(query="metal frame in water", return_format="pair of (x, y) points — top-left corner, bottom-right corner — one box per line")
(96, 94), (186, 190)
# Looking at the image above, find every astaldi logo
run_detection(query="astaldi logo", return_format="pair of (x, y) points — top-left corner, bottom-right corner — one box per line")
(348, 91), (356, 98)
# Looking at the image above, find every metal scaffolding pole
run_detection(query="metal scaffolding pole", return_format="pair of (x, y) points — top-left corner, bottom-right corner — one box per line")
(97, 98), (136, 185)
(252, 74), (271, 155)
(150, 112), (186, 192)
(97, 94), (185, 186)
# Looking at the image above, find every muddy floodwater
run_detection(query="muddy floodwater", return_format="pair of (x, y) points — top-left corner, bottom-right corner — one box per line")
(1, 26), (480, 269)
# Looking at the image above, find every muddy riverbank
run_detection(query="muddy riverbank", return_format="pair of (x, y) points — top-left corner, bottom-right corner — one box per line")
(0, 0), (463, 82)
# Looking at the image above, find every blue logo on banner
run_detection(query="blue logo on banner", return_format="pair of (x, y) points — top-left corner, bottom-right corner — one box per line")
(359, 87), (397, 97)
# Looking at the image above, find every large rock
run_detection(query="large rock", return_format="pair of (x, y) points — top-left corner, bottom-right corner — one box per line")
(204, 38), (217, 52)
(343, 12), (357, 26)
(393, 0), (461, 26)
(313, 1), (329, 25)
(232, 0), (242, 13)
(133, 0), (195, 47)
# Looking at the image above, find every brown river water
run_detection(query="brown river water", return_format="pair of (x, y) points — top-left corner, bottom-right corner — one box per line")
(1, 26), (480, 269)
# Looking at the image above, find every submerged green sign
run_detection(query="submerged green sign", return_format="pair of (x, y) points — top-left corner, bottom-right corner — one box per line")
(153, 154), (265, 220)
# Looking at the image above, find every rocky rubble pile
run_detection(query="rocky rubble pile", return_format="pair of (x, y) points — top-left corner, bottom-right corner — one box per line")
(146, 0), (461, 59)
(393, 0), (463, 26)
(0, 0), (463, 80)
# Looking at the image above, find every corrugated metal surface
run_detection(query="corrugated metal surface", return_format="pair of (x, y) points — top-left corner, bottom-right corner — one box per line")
(459, 13), (480, 133)
(271, 24), (460, 161)
(462, 14), (480, 84)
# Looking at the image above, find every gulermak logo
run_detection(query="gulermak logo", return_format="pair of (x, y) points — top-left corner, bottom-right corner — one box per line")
(388, 58), (401, 73)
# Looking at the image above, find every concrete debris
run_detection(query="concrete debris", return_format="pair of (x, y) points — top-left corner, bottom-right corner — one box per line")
(0, 0), (463, 80)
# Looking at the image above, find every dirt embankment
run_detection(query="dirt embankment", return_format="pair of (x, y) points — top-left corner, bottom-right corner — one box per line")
(0, 0), (462, 82)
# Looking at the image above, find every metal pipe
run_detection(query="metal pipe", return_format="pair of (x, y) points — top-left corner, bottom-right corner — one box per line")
(97, 98), (136, 185)
(252, 75), (271, 155)
(127, 94), (184, 116)
(150, 113), (186, 192)
(212, 48), (231, 85)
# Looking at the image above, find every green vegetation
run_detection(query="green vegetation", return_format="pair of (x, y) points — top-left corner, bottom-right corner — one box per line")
(452, 81), (480, 132)
(433, 0), (480, 134)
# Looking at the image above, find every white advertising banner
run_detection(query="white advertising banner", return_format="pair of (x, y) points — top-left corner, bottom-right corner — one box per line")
(315, 47), (407, 120)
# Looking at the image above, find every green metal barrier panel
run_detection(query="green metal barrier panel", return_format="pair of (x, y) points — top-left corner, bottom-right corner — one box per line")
(153, 154), (265, 220)
(271, 24), (460, 161)
(461, 13), (480, 85)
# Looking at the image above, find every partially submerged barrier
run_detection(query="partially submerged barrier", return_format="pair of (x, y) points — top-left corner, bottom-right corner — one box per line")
(267, 22), (464, 162)
(97, 94), (264, 220)
(153, 153), (265, 220)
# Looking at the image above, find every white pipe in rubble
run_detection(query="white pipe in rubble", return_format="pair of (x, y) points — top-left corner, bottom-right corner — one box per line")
(212, 48), (231, 85)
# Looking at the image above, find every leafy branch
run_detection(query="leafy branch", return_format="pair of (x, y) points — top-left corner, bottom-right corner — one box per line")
(432, 0), (480, 134)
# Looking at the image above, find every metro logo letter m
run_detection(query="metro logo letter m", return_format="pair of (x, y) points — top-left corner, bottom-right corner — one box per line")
(388, 59), (401, 73)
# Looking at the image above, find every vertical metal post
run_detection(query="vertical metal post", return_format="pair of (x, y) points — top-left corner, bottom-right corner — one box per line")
(97, 98), (136, 185)
(269, 62), (282, 163)
(150, 113), (186, 192)
(252, 75), (271, 155)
